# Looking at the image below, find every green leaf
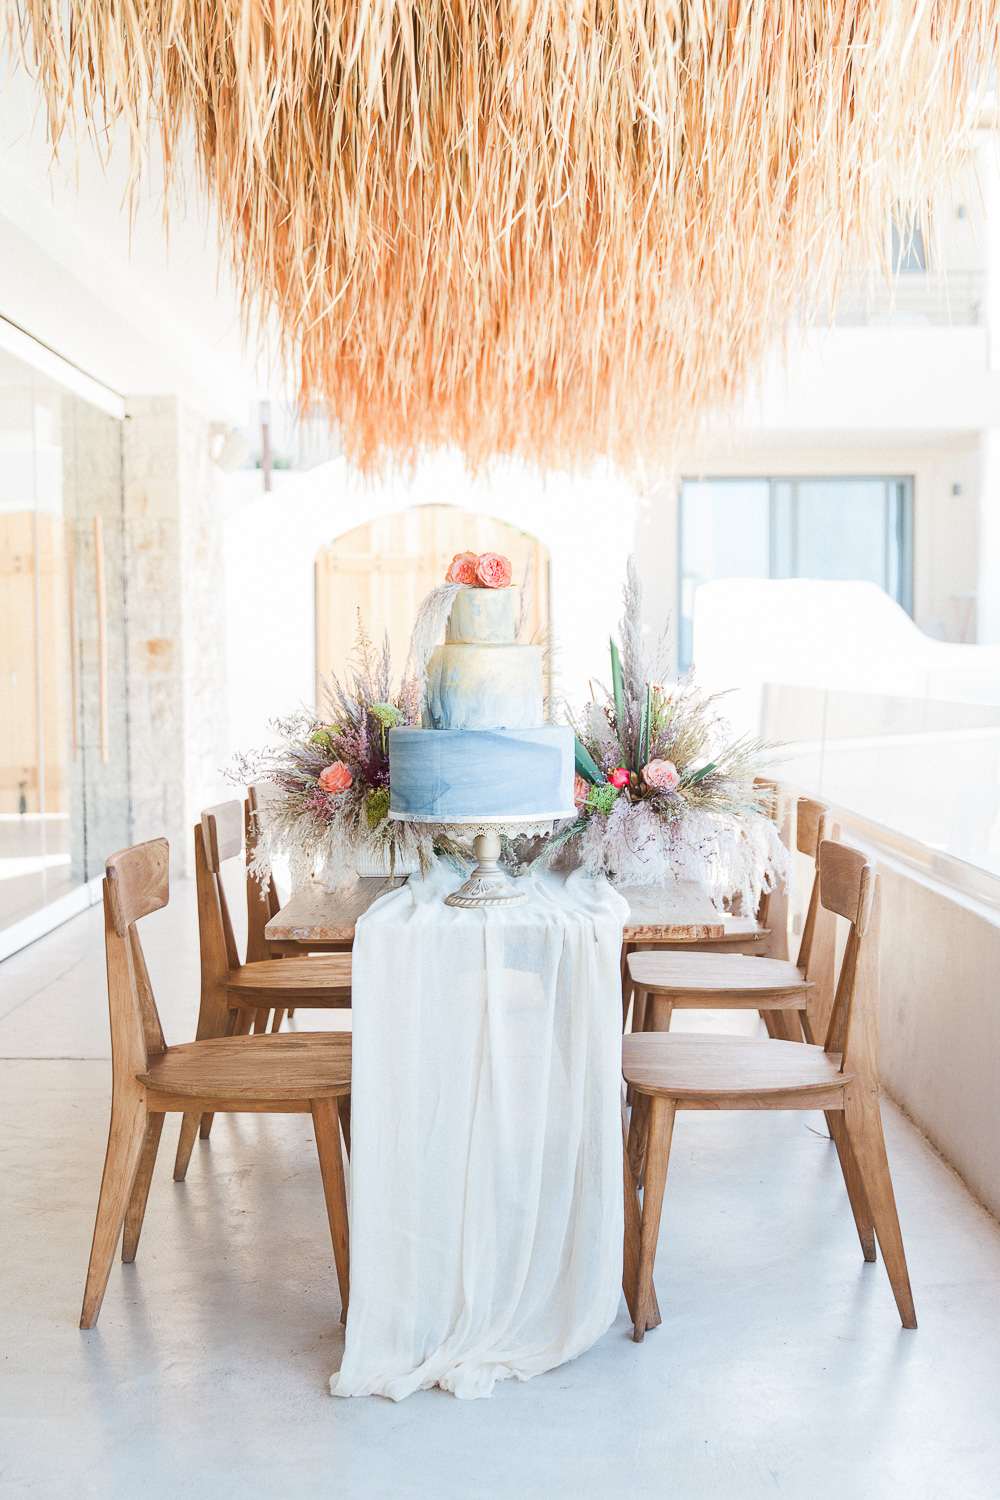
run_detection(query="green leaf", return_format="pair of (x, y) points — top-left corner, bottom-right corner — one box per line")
(609, 636), (627, 754)
(685, 761), (717, 785)
(574, 737), (603, 784)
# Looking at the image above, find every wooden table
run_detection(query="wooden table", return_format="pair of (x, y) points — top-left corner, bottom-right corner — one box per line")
(265, 876), (724, 953)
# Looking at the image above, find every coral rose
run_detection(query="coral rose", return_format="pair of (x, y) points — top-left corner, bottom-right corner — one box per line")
(445, 551), (479, 585)
(642, 758), (680, 792)
(608, 767), (631, 788)
(573, 774), (591, 808)
(318, 760), (353, 794)
(475, 552), (512, 589)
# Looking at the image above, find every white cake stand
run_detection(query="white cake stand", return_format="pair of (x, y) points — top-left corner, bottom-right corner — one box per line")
(388, 809), (574, 907)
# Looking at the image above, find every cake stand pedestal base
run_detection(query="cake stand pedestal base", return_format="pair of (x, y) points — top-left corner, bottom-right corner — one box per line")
(445, 830), (527, 908)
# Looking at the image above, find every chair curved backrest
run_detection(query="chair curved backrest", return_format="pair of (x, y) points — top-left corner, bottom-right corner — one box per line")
(195, 804), (245, 1035)
(246, 785), (281, 963)
(818, 840), (880, 1076)
(793, 798), (841, 1042)
(105, 838), (169, 937)
(201, 801), (244, 873)
(103, 842), (168, 1088)
(753, 777), (791, 959)
(796, 797), (830, 859)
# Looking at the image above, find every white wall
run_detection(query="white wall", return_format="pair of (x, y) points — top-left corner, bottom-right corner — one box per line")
(222, 453), (640, 760)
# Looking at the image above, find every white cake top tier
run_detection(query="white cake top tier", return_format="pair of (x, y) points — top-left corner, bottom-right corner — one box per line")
(445, 586), (516, 645)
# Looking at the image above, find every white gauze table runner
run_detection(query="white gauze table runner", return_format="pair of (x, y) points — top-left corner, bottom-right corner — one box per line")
(330, 863), (628, 1401)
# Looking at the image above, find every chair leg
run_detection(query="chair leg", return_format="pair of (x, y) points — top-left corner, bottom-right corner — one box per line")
(645, 993), (672, 1033)
(827, 1109), (876, 1261)
(633, 1093), (676, 1342)
(621, 943), (634, 1030)
(627, 1091), (651, 1186)
(622, 1098), (660, 1331)
(189, 1007), (250, 1151)
(337, 1093), (352, 1159)
(270, 1009), (287, 1033)
(844, 1090), (916, 1328)
(312, 1097), (351, 1323)
(122, 1113), (164, 1262)
(778, 1010), (804, 1042)
(252, 1008), (271, 1034)
(81, 1101), (149, 1329)
(173, 1112), (201, 1180)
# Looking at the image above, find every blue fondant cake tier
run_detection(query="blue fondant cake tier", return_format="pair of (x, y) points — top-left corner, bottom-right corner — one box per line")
(388, 726), (575, 820)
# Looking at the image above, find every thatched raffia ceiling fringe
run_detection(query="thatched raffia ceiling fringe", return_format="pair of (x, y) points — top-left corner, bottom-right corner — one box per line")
(5, 1), (998, 471)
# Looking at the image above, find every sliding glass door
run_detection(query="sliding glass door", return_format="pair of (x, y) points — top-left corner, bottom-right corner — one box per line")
(678, 476), (914, 668)
(0, 348), (130, 934)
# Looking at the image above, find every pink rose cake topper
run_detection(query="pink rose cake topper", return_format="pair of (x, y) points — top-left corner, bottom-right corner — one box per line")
(444, 550), (513, 589)
(445, 551), (479, 585)
(475, 552), (512, 589)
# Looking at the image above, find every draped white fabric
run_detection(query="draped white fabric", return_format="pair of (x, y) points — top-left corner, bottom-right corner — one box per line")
(330, 864), (628, 1401)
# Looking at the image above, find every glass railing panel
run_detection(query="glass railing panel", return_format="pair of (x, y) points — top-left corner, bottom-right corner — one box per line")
(762, 682), (1000, 878)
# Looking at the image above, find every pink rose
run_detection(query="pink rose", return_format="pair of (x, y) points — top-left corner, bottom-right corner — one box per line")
(446, 551), (479, 585)
(574, 774), (591, 808)
(475, 552), (512, 589)
(319, 761), (353, 794)
(642, 758), (680, 792)
(608, 767), (631, 788)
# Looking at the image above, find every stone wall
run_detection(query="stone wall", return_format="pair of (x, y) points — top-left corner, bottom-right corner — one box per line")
(123, 396), (228, 876)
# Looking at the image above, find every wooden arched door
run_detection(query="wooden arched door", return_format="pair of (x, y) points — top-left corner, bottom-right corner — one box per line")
(315, 505), (550, 698)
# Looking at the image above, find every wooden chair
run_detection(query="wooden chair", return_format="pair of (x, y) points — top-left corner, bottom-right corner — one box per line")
(81, 838), (351, 1330)
(627, 797), (838, 1048)
(622, 778), (792, 1038)
(173, 801), (353, 1177)
(622, 841), (916, 1340)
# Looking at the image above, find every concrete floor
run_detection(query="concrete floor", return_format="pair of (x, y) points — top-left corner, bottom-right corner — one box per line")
(3, 876), (1000, 1500)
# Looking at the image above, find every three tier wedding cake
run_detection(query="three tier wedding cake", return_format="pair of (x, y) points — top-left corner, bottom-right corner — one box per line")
(388, 553), (575, 822)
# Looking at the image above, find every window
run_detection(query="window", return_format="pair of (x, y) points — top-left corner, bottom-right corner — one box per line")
(678, 476), (914, 669)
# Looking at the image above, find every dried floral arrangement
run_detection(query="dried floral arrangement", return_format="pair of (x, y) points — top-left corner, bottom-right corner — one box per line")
(538, 560), (789, 909)
(232, 622), (439, 890)
(9, 1), (994, 472)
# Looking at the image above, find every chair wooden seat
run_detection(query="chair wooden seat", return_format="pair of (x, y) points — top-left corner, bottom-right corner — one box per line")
(142, 1032), (352, 1102)
(622, 1033), (849, 1102)
(628, 951), (811, 1002)
(227, 956), (352, 1001)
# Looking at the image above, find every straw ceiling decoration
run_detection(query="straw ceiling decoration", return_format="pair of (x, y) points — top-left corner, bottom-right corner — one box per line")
(8, 2), (998, 471)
